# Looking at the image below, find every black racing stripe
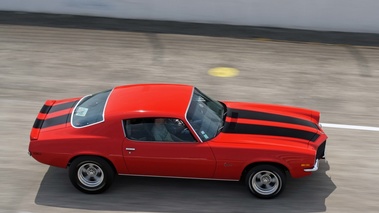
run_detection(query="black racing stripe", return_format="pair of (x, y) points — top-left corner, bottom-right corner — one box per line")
(39, 105), (52, 114)
(33, 118), (44, 129)
(227, 108), (319, 129)
(66, 113), (72, 124)
(49, 100), (78, 113)
(311, 133), (320, 142)
(41, 114), (69, 128)
(223, 122), (319, 142)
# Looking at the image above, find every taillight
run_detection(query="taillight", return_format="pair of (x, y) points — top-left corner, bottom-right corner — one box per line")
(30, 128), (40, 140)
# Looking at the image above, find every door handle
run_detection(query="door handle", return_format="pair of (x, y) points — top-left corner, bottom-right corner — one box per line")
(125, 148), (136, 151)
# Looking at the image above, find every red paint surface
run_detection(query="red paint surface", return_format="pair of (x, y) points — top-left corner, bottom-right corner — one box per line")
(29, 84), (327, 180)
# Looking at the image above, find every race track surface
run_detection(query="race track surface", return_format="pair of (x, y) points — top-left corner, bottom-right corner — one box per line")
(1, 13), (379, 213)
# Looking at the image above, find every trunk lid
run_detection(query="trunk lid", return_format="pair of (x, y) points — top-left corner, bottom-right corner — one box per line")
(30, 98), (80, 140)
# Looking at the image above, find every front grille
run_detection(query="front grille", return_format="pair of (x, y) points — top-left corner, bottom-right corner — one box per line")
(316, 141), (326, 159)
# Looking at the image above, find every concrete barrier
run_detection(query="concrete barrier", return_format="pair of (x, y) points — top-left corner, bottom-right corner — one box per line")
(1, 0), (378, 34)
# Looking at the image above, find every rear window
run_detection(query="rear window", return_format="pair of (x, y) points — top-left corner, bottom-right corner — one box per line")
(71, 89), (112, 128)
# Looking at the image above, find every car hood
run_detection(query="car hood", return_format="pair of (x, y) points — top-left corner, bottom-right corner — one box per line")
(220, 101), (321, 143)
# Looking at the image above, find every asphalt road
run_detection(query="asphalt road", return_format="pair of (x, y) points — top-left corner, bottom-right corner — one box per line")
(1, 13), (379, 213)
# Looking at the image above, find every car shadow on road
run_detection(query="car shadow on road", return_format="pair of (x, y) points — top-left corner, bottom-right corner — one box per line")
(35, 160), (335, 213)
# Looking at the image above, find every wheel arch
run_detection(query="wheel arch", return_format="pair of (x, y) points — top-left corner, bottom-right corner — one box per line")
(240, 161), (288, 181)
(67, 155), (117, 174)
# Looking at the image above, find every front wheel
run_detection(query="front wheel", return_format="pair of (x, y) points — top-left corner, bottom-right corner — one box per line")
(245, 164), (286, 199)
(69, 156), (114, 194)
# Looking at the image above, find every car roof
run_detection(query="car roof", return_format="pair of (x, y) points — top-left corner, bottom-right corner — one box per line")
(106, 83), (194, 119)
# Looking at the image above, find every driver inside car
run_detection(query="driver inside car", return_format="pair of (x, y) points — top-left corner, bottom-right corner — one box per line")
(152, 118), (173, 141)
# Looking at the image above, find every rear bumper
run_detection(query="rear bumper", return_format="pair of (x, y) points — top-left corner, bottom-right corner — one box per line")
(304, 159), (319, 172)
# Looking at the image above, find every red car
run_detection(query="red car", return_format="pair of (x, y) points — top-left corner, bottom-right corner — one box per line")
(29, 83), (327, 199)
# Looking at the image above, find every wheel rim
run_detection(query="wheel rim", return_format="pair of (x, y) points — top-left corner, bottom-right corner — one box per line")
(77, 162), (104, 188)
(251, 170), (280, 196)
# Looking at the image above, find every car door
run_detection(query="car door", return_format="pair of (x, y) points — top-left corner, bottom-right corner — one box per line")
(122, 118), (216, 178)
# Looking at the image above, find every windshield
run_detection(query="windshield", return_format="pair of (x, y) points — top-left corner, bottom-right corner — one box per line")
(72, 89), (112, 128)
(186, 88), (226, 141)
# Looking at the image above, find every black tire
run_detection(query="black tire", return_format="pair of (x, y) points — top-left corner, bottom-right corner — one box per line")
(245, 164), (286, 199)
(69, 156), (115, 194)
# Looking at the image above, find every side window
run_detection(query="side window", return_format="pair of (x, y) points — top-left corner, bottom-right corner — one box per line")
(124, 118), (196, 142)
(124, 118), (154, 141)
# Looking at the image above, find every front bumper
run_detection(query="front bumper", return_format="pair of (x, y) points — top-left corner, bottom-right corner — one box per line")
(304, 159), (319, 172)
(304, 139), (326, 172)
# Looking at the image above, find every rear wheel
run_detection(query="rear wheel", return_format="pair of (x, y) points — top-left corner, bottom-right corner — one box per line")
(69, 156), (114, 194)
(245, 164), (286, 199)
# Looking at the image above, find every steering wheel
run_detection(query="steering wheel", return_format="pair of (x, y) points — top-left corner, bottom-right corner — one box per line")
(165, 119), (187, 134)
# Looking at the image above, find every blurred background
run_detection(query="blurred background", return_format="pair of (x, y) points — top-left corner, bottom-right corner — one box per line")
(0, 1), (378, 213)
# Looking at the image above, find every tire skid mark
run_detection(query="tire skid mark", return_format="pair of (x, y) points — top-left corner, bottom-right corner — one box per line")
(346, 46), (372, 77)
(146, 33), (164, 63)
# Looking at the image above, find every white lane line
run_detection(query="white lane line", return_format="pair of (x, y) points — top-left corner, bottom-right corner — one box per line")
(321, 123), (379, 131)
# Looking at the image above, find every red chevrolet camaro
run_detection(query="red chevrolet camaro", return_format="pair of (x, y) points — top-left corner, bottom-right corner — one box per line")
(29, 83), (327, 198)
